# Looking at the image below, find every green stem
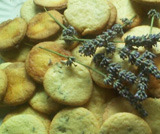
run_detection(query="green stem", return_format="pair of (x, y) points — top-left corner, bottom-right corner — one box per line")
(122, 15), (136, 27)
(149, 16), (155, 34)
(62, 37), (91, 42)
(44, 7), (67, 29)
(39, 47), (106, 77)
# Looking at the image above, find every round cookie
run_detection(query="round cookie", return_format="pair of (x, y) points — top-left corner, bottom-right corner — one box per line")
(20, 0), (42, 23)
(142, 98), (160, 134)
(103, 97), (138, 121)
(0, 114), (48, 134)
(72, 44), (93, 66)
(64, 0), (111, 36)
(26, 10), (63, 41)
(0, 18), (27, 51)
(25, 41), (71, 83)
(3, 62), (36, 106)
(29, 90), (62, 115)
(34, 0), (68, 10)
(44, 62), (93, 106)
(2, 105), (51, 132)
(84, 84), (117, 126)
(0, 69), (7, 101)
(49, 107), (99, 134)
(109, 0), (142, 29)
(99, 112), (152, 134)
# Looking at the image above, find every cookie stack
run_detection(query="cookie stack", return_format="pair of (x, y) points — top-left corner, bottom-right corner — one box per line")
(0, 0), (160, 134)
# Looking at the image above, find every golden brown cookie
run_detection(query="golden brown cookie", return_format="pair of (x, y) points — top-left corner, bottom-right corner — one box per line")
(99, 113), (152, 134)
(0, 114), (48, 134)
(84, 84), (117, 126)
(109, 0), (142, 29)
(44, 62), (93, 106)
(0, 69), (7, 101)
(64, 0), (111, 36)
(3, 62), (36, 106)
(20, 0), (42, 23)
(49, 107), (99, 134)
(2, 105), (51, 132)
(29, 89), (62, 115)
(26, 10), (63, 41)
(103, 97), (138, 121)
(0, 18), (27, 51)
(34, 0), (68, 10)
(25, 41), (71, 83)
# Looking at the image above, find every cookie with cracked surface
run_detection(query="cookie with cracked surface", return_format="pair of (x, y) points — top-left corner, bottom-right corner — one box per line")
(49, 107), (99, 134)
(44, 62), (93, 106)
(20, 0), (42, 23)
(0, 69), (7, 101)
(25, 41), (71, 83)
(34, 0), (68, 10)
(100, 113), (152, 134)
(0, 18), (27, 51)
(0, 114), (48, 134)
(29, 89), (62, 115)
(3, 62), (36, 106)
(64, 0), (111, 36)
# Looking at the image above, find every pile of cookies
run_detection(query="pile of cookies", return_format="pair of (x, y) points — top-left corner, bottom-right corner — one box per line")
(0, 0), (160, 133)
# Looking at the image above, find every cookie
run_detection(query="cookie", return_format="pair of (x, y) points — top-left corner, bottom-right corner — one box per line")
(0, 69), (7, 101)
(142, 98), (160, 134)
(34, 0), (68, 10)
(20, 0), (42, 23)
(2, 105), (51, 132)
(71, 44), (93, 66)
(103, 97), (138, 121)
(64, 0), (111, 36)
(0, 114), (48, 134)
(109, 0), (142, 29)
(99, 113), (152, 134)
(49, 107), (99, 134)
(84, 84), (117, 126)
(0, 18), (27, 50)
(26, 10), (63, 41)
(44, 62), (93, 106)
(3, 62), (36, 105)
(29, 89), (62, 115)
(25, 41), (71, 83)
(0, 43), (31, 62)
(105, 1), (117, 29)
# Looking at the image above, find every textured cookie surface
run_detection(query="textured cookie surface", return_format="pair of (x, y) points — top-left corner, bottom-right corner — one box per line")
(27, 10), (63, 40)
(2, 106), (51, 131)
(84, 84), (117, 126)
(142, 98), (160, 134)
(29, 90), (62, 114)
(34, 0), (68, 10)
(109, 0), (142, 28)
(0, 18), (27, 50)
(0, 69), (7, 101)
(99, 113), (152, 134)
(25, 41), (71, 83)
(44, 62), (93, 106)
(49, 107), (99, 134)
(64, 0), (110, 35)
(0, 114), (48, 134)
(20, 0), (42, 23)
(103, 97), (138, 121)
(3, 62), (36, 105)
